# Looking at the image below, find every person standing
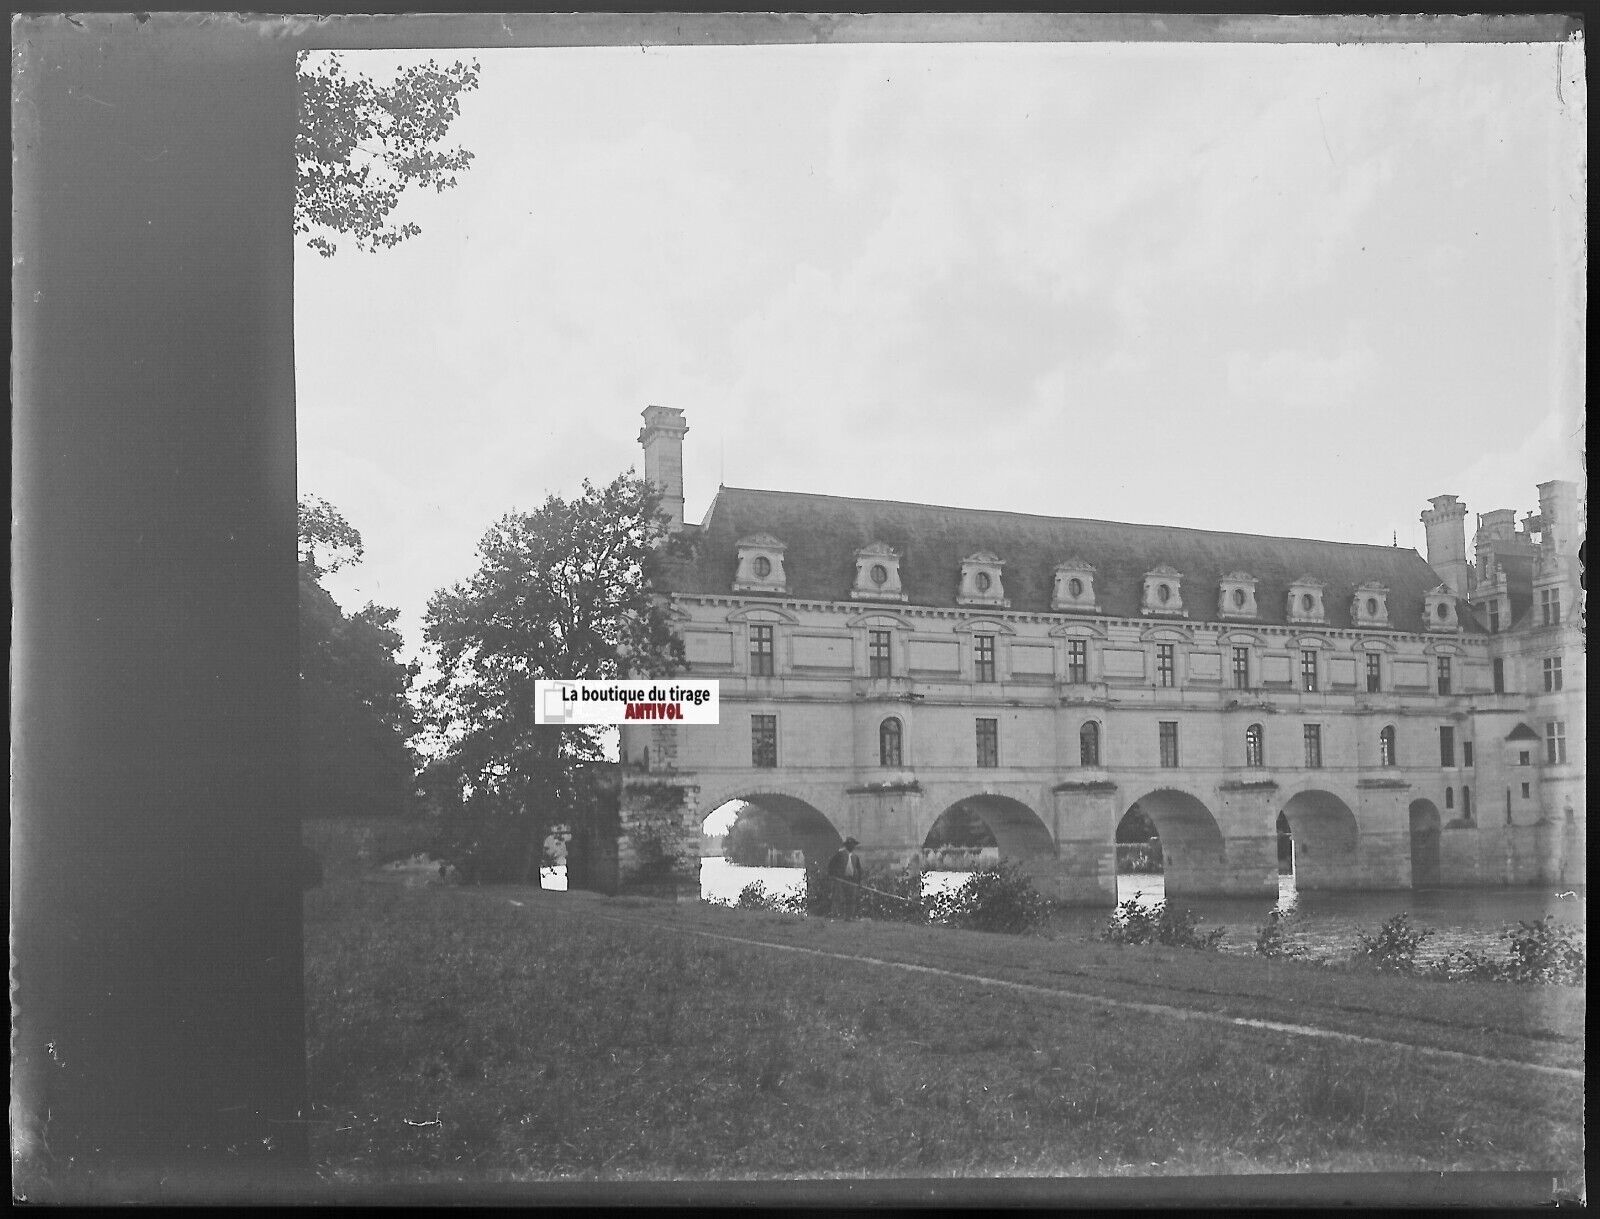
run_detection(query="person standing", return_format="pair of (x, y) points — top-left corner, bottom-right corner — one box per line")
(827, 837), (863, 919)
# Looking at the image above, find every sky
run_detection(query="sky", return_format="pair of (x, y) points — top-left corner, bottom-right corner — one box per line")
(296, 34), (1587, 668)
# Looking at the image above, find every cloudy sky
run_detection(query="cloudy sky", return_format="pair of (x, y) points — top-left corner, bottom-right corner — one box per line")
(296, 34), (1586, 662)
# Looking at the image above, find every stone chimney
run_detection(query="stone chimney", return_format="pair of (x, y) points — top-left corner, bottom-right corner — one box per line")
(1421, 493), (1471, 596)
(638, 405), (688, 531)
(1537, 479), (1580, 557)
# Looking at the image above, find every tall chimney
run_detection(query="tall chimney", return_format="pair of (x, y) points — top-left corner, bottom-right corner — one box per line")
(638, 405), (688, 531)
(1537, 479), (1580, 557)
(1421, 494), (1471, 596)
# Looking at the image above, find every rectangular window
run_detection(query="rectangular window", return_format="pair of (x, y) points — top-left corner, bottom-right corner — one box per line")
(1546, 721), (1567, 765)
(1439, 726), (1455, 768)
(974, 634), (996, 683)
(1543, 654), (1563, 692)
(1436, 656), (1452, 695)
(1521, 782), (1531, 799)
(1067, 639), (1088, 684)
(751, 714), (777, 768)
(1519, 750), (1530, 767)
(1301, 649), (1318, 692)
(1365, 653), (1382, 693)
(1156, 643), (1175, 688)
(1463, 741), (1474, 767)
(1492, 658), (1505, 694)
(1487, 600), (1500, 633)
(1540, 587), (1561, 626)
(976, 718), (999, 768)
(868, 629), (892, 678)
(1158, 721), (1180, 768)
(1303, 724), (1323, 769)
(1232, 647), (1250, 690)
(749, 625), (775, 676)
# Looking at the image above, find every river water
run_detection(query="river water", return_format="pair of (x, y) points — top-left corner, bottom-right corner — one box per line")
(541, 860), (1583, 964)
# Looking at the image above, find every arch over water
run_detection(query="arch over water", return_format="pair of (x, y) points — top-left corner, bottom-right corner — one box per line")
(925, 794), (1055, 865)
(1409, 798), (1442, 889)
(1124, 788), (1225, 898)
(1279, 789), (1359, 890)
(705, 792), (843, 869)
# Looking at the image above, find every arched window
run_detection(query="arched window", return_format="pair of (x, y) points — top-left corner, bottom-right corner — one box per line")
(1244, 723), (1264, 768)
(1379, 725), (1397, 767)
(879, 717), (903, 768)
(1079, 720), (1101, 767)
(1444, 786), (1454, 810)
(1461, 786), (1472, 820)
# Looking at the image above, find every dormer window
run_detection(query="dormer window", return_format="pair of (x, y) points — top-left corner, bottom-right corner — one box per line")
(1350, 581), (1390, 629)
(1423, 585), (1459, 633)
(1052, 559), (1100, 613)
(1285, 576), (1327, 625)
(851, 542), (907, 602)
(1140, 565), (1186, 616)
(958, 552), (1009, 608)
(1217, 572), (1259, 620)
(732, 533), (788, 594)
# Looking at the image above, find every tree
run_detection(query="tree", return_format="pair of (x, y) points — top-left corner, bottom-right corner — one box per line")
(297, 54), (481, 258)
(298, 497), (420, 817)
(422, 472), (685, 883)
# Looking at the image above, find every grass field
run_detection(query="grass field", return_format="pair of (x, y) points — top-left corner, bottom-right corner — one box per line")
(303, 872), (1584, 1185)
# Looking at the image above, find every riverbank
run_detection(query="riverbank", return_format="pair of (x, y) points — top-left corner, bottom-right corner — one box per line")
(303, 874), (1583, 1186)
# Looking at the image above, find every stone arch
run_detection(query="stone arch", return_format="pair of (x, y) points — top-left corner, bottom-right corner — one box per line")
(699, 788), (844, 870)
(1408, 798), (1442, 889)
(1279, 788), (1360, 890)
(1123, 787), (1226, 898)
(923, 794), (1056, 874)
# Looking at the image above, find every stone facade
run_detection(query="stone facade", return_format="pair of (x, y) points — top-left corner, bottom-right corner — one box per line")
(608, 409), (1584, 903)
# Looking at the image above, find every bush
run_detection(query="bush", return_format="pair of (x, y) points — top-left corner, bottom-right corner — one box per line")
(923, 862), (1051, 934)
(1100, 894), (1225, 950)
(1429, 917), (1585, 985)
(798, 861), (924, 922)
(1354, 913), (1433, 972)
(1254, 904), (1306, 959)
(729, 880), (804, 915)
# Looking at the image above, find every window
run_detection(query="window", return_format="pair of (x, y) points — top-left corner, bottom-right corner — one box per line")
(1540, 587), (1561, 626)
(1079, 720), (1100, 767)
(879, 717), (902, 767)
(1546, 721), (1567, 765)
(1156, 643), (1175, 688)
(1463, 741), (1474, 767)
(868, 629), (892, 678)
(1158, 721), (1179, 767)
(752, 555), (772, 579)
(976, 718), (999, 768)
(1438, 726), (1455, 767)
(1445, 787), (1454, 810)
(751, 714), (777, 768)
(1492, 658), (1505, 694)
(1436, 656), (1452, 695)
(1303, 725), (1323, 769)
(974, 634), (996, 683)
(1543, 654), (1563, 692)
(1245, 723), (1264, 768)
(1379, 725), (1397, 767)
(1462, 786), (1472, 820)
(1300, 649), (1318, 692)
(1365, 653), (1382, 693)
(1232, 647), (1250, 689)
(1067, 639), (1088, 684)
(1487, 600), (1500, 633)
(1519, 750), (1530, 767)
(1505, 788), (1513, 823)
(749, 625), (774, 676)
(1521, 782), (1531, 799)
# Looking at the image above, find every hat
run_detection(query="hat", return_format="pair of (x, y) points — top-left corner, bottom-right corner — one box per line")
(842, 837), (860, 848)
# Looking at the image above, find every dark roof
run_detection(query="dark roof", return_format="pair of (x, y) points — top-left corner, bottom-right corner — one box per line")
(660, 487), (1470, 635)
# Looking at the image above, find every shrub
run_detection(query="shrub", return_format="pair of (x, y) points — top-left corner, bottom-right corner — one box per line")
(926, 862), (1052, 934)
(1100, 894), (1225, 950)
(1254, 904), (1306, 959)
(1429, 917), (1585, 985)
(730, 880), (804, 915)
(1355, 913), (1433, 972)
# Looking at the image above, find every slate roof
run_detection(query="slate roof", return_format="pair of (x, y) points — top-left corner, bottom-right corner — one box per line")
(1477, 540), (1538, 630)
(659, 487), (1472, 635)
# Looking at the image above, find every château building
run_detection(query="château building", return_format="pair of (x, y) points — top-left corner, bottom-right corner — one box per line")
(611, 406), (1584, 903)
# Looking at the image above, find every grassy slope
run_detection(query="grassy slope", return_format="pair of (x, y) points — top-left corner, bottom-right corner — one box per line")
(303, 878), (1583, 1184)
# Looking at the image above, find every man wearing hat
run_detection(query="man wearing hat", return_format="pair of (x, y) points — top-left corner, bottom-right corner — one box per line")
(827, 836), (864, 919)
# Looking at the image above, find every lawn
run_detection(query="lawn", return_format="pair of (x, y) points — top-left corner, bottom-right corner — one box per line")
(303, 874), (1584, 1185)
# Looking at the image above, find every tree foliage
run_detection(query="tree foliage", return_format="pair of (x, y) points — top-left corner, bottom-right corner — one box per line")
(296, 55), (481, 258)
(422, 473), (685, 882)
(298, 497), (420, 817)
